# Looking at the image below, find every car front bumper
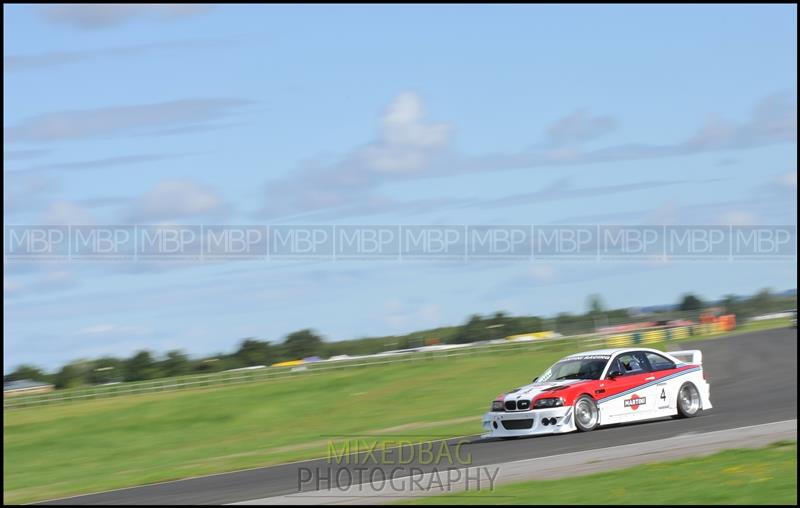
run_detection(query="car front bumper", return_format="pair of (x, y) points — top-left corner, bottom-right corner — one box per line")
(481, 406), (576, 438)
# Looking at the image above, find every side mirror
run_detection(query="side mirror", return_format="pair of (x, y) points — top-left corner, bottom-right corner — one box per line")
(608, 370), (624, 379)
(531, 377), (538, 383)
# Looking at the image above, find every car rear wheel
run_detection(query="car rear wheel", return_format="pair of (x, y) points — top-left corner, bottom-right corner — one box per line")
(675, 382), (701, 418)
(573, 395), (599, 431)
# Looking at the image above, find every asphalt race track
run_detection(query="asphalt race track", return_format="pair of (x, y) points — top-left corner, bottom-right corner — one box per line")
(39, 327), (797, 505)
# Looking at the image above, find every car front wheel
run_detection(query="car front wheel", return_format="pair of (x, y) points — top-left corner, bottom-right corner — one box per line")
(573, 395), (599, 431)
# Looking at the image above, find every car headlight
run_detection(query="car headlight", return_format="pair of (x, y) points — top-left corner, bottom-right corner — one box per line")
(491, 400), (504, 411)
(534, 397), (564, 408)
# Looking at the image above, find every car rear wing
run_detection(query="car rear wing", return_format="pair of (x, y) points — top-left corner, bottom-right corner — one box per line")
(670, 350), (703, 365)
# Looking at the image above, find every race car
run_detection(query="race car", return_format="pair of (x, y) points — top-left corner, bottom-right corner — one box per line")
(482, 347), (711, 438)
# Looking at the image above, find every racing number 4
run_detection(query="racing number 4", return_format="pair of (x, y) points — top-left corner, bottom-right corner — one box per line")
(657, 382), (670, 409)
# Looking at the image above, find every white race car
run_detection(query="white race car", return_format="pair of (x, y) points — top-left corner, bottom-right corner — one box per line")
(482, 347), (712, 438)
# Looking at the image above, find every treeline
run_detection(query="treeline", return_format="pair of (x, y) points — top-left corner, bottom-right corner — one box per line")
(716, 289), (796, 319)
(5, 289), (795, 390)
(4, 329), (326, 389)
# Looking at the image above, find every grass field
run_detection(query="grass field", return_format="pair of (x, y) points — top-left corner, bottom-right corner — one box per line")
(401, 441), (798, 505)
(3, 319), (791, 503)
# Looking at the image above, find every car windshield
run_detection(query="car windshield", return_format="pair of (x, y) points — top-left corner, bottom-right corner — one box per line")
(537, 356), (610, 382)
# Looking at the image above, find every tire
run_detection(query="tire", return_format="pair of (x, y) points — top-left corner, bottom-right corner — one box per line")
(675, 382), (702, 418)
(573, 395), (600, 432)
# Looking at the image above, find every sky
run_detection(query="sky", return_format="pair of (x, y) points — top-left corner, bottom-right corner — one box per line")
(3, 4), (797, 372)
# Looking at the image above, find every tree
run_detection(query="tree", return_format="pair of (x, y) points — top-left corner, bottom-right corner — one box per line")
(749, 288), (774, 313)
(679, 293), (704, 312)
(396, 336), (411, 350)
(451, 314), (486, 344)
(505, 315), (543, 336)
(587, 294), (605, 315)
(54, 364), (83, 389)
(191, 354), (240, 373)
(523, 316), (545, 333)
(233, 339), (272, 367)
(586, 294), (608, 331)
(4, 364), (49, 384)
(721, 294), (739, 315)
(54, 360), (93, 389)
(283, 329), (324, 359)
(486, 312), (510, 340)
(161, 350), (190, 377)
(124, 350), (158, 381)
(89, 357), (124, 384)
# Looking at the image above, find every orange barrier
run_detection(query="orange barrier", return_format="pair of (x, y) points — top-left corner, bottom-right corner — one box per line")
(718, 314), (736, 331)
(693, 313), (737, 334)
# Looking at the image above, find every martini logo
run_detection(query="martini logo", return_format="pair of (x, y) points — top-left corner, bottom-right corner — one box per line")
(623, 394), (646, 410)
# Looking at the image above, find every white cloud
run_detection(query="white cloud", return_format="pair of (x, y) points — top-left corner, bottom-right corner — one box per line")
(529, 264), (556, 283)
(360, 92), (450, 173)
(259, 91), (451, 217)
(5, 98), (252, 144)
(258, 91), (795, 220)
(4, 174), (60, 217)
(4, 270), (78, 299)
(74, 324), (148, 336)
(751, 170), (798, 201)
(9, 153), (180, 175)
(41, 4), (211, 30)
(35, 270), (76, 290)
(383, 299), (442, 330)
(4, 277), (23, 295)
(687, 92), (796, 150)
(41, 200), (94, 225)
(76, 324), (116, 335)
(546, 109), (617, 147)
(5, 38), (228, 73)
(719, 210), (758, 226)
(778, 171), (797, 189)
(3, 149), (50, 161)
(126, 179), (227, 223)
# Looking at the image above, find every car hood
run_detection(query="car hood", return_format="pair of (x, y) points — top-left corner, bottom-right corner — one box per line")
(502, 379), (589, 402)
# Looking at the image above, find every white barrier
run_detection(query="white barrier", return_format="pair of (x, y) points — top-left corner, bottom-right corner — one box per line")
(748, 311), (795, 321)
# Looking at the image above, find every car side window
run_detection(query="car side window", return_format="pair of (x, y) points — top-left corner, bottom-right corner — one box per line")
(615, 353), (646, 375)
(633, 352), (653, 372)
(644, 352), (675, 371)
(606, 358), (623, 377)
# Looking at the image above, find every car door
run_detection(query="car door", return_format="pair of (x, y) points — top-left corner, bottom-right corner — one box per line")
(600, 352), (655, 420)
(641, 351), (680, 413)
